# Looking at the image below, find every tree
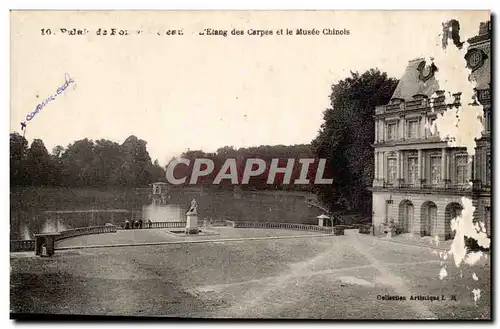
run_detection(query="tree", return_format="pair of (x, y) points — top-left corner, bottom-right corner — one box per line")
(149, 159), (166, 183)
(120, 135), (153, 187)
(10, 133), (29, 185)
(25, 139), (53, 186)
(87, 139), (124, 186)
(311, 69), (398, 214)
(60, 139), (95, 186)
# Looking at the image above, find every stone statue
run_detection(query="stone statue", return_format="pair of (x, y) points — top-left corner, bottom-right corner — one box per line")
(187, 198), (198, 215)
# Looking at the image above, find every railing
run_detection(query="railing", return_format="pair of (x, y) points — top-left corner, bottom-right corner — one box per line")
(10, 239), (36, 252)
(231, 221), (345, 235)
(358, 225), (372, 234)
(116, 221), (186, 230)
(209, 220), (235, 227)
(445, 183), (472, 191)
(55, 225), (118, 241)
(399, 183), (417, 189)
(149, 221), (185, 229)
(377, 181), (482, 193)
(10, 225), (119, 252)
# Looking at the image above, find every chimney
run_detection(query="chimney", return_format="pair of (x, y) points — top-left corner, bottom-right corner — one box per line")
(479, 21), (491, 35)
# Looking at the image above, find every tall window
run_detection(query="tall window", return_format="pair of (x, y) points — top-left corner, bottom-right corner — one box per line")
(385, 200), (393, 224)
(408, 156), (418, 184)
(485, 206), (491, 236)
(387, 123), (397, 140)
(407, 120), (418, 139)
(430, 156), (441, 184)
(486, 150), (491, 186)
(387, 157), (397, 183)
(428, 118), (437, 136)
(455, 154), (468, 184)
(485, 111), (491, 133)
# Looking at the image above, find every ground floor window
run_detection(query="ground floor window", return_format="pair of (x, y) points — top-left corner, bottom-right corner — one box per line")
(385, 200), (393, 225)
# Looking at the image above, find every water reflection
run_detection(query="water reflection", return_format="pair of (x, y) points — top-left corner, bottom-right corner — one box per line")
(11, 204), (186, 239)
(41, 218), (68, 234)
(19, 221), (32, 240)
(142, 204), (184, 223)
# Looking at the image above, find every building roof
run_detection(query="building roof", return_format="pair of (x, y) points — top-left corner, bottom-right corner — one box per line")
(390, 58), (440, 102)
(391, 21), (491, 103)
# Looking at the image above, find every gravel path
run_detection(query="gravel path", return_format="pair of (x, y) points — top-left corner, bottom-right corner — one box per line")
(11, 230), (491, 319)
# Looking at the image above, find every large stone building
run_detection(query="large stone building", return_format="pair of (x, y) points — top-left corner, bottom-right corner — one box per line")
(372, 21), (491, 240)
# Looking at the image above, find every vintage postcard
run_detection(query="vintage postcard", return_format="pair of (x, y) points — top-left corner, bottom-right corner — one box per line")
(9, 10), (491, 320)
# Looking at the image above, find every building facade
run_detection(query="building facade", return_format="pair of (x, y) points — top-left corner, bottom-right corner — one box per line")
(372, 21), (491, 240)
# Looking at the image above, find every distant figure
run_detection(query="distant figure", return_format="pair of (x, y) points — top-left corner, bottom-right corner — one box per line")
(147, 218), (152, 228)
(134, 220), (139, 229)
(187, 198), (198, 214)
(124, 220), (130, 230)
(138, 218), (143, 229)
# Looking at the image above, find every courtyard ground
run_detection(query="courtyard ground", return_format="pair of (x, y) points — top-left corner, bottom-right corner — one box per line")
(54, 227), (323, 249)
(10, 229), (491, 319)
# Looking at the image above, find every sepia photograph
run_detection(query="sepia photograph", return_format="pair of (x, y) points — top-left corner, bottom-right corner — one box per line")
(9, 10), (492, 320)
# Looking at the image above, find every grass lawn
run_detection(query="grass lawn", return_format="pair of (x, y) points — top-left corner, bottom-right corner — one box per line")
(10, 230), (490, 319)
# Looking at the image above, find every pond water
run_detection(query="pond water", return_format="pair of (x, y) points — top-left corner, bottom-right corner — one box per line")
(10, 188), (320, 240)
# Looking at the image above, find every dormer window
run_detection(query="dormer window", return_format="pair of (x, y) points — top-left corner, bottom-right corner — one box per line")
(406, 120), (419, 139)
(387, 122), (397, 140)
(390, 98), (404, 104)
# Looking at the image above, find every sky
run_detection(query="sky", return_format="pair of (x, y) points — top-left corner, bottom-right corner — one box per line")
(10, 11), (490, 165)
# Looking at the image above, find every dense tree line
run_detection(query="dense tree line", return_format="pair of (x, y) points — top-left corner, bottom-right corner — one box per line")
(168, 144), (317, 191)
(10, 134), (166, 187)
(10, 134), (317, 191)
(311, 69), (398, 215)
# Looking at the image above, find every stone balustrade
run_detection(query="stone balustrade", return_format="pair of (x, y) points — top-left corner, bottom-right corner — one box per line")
(358, 225), (373, 234)
(231, 221), (343, 235)
(10, 220), (347, 253)
(117, 221), (186, 229)
(210, 220), (235, 227)
(149, 221), (185, 229)
(55, 225), (118, 241)
(10, 225), (118, 252)
(10, 239), (36, 252)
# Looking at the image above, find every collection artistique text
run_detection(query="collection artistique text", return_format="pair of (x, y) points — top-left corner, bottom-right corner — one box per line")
(377, 294), (457, 301)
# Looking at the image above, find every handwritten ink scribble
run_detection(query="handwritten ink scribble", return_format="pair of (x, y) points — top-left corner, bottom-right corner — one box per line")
(21, 73), (75, 130)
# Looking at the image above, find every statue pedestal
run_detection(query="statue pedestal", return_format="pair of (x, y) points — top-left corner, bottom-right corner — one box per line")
(185, 212), (199, 234)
